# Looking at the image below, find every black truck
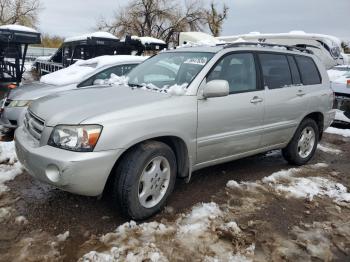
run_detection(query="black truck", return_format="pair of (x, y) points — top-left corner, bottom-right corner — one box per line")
(35, 33), (167, 75)
(0, 25), (41, 94)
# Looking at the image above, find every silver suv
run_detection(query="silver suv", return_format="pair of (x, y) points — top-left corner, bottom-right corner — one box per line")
(15, 43), (335, 219)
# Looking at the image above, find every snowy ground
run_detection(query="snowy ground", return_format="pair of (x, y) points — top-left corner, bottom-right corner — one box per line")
(0, 128), (350, 261)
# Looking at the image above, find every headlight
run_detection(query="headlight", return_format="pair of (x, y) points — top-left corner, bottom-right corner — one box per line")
(48, 125), (102, 152)
(8, 100), (32, 107)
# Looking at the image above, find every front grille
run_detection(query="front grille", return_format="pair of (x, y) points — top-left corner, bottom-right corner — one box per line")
(9, 120), (17, 126)
(24, 110), (45, 141)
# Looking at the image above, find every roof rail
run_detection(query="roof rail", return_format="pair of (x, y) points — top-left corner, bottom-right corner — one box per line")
(224, 42), (314, 54)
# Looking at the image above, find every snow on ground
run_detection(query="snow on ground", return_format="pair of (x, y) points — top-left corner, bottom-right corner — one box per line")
(80, 202), (254, 262)
(15, 215), (28, 225)
(0, 142), (23, 194)
(317, 144), (342, 154)
(79, 159), (350, 261)
(7, 231), (64, 261)
(227, 163), (350, 203)
(0, 207), (12, 223)
(0, 141), (18, 163)
(326, 127), (350, 137)
(57, 231), (70, 242)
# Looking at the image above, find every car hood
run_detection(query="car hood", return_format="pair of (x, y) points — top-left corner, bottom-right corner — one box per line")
(9, 82), (77, 100)
(331, 80), (350, 95)
(29, 85), (171, 126)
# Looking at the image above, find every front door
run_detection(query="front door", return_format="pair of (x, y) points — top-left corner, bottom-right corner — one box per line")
(196, 52), (265, 165)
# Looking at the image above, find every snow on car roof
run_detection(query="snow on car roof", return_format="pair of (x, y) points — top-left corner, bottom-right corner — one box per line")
(64, 31), (118, 43)
(218, 31), (342, 46)
(0, 24), (38, 33)
(40, 55), (147, 86)
(131, 36), (166, 45)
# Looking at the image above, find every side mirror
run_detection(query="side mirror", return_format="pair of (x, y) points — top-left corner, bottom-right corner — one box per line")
(93, 79), (105, 86)
(203, 80), (229, 98)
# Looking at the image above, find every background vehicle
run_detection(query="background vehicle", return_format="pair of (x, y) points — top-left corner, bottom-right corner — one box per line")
(328, 65), (350, 124)
(217, 31), (349, 69)
(0, 55), (147, 140)
(179, 31), (349, 69)
(35, 32), (166, 75)
(0, 25), (41, 94)
(15, 43), (334, 220)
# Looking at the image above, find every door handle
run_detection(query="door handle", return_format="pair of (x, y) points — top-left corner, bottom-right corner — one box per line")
(250, 96), (263, 104)
(296, 90), (306, 97)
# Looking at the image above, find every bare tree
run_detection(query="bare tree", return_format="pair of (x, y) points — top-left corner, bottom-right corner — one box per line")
(0, 0), (42, 28)
(205, 1), (229, 37)
(97, 0), (209, 44)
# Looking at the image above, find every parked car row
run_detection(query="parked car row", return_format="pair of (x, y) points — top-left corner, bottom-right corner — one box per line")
(1, 41), (335, 219)
(0, 55), (147, 139)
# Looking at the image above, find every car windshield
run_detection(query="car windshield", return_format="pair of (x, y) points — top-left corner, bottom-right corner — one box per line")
(127, 52), (214, 90)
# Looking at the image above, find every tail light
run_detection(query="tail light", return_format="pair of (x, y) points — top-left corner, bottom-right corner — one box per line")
(8, 84), (16, 89)
(347, 79), (350, 87)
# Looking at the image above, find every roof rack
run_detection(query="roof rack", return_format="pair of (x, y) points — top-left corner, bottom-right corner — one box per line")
(224, 42), (314, 54)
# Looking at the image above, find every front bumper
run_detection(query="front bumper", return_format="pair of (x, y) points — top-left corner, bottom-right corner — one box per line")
(15, 126), (121, 196)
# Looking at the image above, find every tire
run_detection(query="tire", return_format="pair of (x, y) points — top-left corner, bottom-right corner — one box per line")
(113, 141), (177, 220)
(282, 118), (319, 166)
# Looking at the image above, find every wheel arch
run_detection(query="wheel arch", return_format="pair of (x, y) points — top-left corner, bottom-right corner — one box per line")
(102, 135), (191, 196)
(302, 111), (324, 140)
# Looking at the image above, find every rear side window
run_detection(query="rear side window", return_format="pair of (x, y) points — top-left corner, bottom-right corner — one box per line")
(295, 56), (321, 85)
(259, 54), (292, 89)
(287, 56), (302, 85)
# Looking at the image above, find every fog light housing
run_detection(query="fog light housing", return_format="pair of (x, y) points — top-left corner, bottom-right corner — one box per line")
(45, 164), (60, 183)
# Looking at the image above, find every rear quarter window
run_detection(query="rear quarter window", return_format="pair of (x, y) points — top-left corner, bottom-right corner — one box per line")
(295, 56), (321, 85)
(258, 53), (292, 89)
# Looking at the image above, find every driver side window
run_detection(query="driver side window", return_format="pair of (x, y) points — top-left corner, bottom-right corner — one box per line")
(207, 53), (257, 94)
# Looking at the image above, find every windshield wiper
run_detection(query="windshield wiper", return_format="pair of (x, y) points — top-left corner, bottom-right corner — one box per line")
(128, 82), (144, 88)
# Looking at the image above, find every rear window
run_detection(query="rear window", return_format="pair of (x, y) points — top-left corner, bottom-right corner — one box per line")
(295, 56), (321, 85)
(259, 54), (292, 89)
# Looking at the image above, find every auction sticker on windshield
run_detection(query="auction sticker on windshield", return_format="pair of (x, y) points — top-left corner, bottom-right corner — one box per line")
(184, 57), (208, 65)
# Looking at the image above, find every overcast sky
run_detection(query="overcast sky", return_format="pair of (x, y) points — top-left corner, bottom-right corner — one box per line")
(38, 0), (350, 41)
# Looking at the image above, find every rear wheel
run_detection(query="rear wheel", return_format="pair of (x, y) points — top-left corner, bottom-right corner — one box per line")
(282, 118), (319, 165)
(113, 141), (177, 220)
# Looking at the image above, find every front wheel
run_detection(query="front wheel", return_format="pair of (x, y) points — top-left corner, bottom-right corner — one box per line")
(282, 118), (319, 166)
(113, 141), (177, 220)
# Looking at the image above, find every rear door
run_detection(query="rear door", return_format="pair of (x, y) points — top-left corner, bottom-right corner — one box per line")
(258, 53), (309, 147)
(196, 52), (265, 165)
(294, 55), (324, 112)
